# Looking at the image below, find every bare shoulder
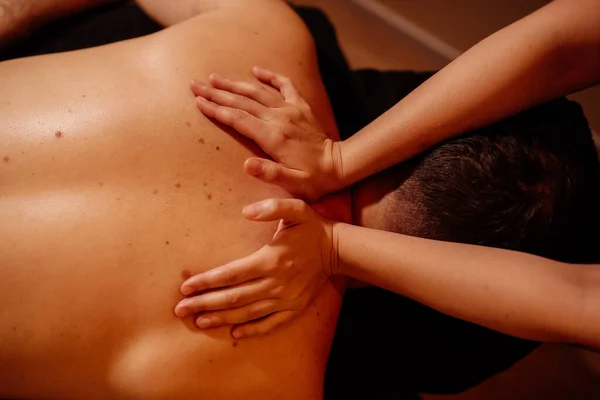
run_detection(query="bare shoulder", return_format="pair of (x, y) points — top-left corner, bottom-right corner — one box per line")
(142, 0), (334, 134)
(154, 0), (314, 59)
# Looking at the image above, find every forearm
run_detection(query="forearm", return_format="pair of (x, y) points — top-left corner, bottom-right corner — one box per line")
(0, 0), (121, 46)
(338, 0), (600, 187)
(335, 222), (600, 349)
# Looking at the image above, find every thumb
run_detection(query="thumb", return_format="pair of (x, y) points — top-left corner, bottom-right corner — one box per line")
(244, 157), (305, 190)
(242, 198), (312, 223)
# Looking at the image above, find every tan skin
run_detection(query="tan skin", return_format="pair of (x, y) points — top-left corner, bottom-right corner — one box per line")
(179, 0), (600, 349)
(0, 1), (352, 398)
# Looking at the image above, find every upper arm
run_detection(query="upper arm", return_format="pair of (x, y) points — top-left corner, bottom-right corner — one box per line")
(136, 0), (286, 27)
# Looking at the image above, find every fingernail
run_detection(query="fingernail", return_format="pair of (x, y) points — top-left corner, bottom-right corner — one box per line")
(245, 158), (263, 176)
(196, 318), (213, 329)
(242, 203), (262, 219)
(181, 285), (194, 296)
(232, 330), (244, 339)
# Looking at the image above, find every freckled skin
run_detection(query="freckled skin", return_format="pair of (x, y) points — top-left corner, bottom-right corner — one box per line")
(0, 2), (347, 400)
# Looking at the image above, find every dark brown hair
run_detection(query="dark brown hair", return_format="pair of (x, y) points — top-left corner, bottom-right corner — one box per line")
(386, 98), (600, 263)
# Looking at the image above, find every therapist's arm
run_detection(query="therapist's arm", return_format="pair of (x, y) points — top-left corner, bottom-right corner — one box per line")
(193, 0), (600, 200)
(339, 0), (600, 187)
(336, 222), (600, 350)
(0, 0), (122, 46)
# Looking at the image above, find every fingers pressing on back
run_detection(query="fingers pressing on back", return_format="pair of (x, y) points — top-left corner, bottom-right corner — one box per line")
(191, 80), (266, 118)
(252, 66), (306, 106)
(195, 97), (266, 142)
(208, 73), (284, 107)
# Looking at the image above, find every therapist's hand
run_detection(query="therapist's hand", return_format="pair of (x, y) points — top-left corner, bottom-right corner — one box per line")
(174, 198), (338, 339)
(191, 67), (343, 201)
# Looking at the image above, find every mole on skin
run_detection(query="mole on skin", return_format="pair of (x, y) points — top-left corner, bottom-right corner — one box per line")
(181, 269), (192, 280)
(216, 146), (220, 151)
(186, 122), (191, 127)
(206, 193), (212, 200)
(198, 138), (205, 144)
(2, 156), (8, 163)
(55, 131), (63, 138)
(153, 189), (158, 194)
(174, 183), (181, 188)
(232, 341), (238, 348)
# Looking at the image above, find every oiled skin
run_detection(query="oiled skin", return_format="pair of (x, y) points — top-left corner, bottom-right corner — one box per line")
(0, 3), (347, 399)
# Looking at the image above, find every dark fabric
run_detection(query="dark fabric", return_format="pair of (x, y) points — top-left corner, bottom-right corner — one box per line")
(0, 4), (540, 399)
(0, 3), (161, 61)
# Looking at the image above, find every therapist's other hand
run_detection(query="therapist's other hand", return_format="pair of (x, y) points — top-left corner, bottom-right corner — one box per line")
(191, 67), (343, 201)
(174, 198), (338, 339)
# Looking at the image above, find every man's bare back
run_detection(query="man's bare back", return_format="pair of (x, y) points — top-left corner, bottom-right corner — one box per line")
(0, 2), (347, 398)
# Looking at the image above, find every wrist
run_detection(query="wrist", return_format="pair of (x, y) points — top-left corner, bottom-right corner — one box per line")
(318, 139), (346, 196)
(328, 221), (342, 276)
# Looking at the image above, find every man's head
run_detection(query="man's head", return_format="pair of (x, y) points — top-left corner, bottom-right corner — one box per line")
(353, 99), (600, 263)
